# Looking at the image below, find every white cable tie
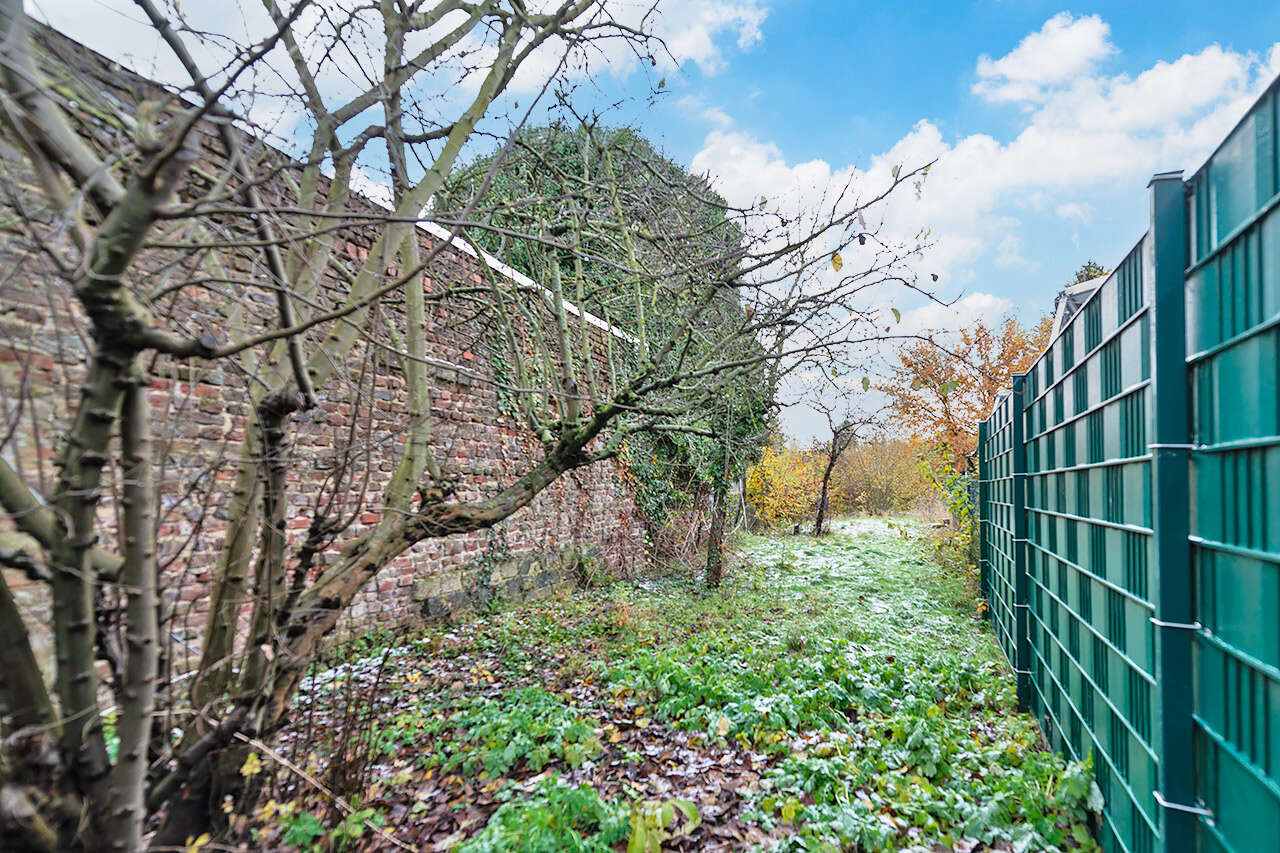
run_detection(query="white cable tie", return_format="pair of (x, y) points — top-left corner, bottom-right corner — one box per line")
(1154, 791), (1213, 818)
(1150, 617), (1202, 631)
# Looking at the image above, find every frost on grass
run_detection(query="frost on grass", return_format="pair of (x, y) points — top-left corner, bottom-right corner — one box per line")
(252, 518), (1100, 852)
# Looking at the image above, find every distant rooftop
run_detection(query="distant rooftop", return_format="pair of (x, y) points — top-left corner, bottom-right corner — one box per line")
(1049, 275), (1106, 339)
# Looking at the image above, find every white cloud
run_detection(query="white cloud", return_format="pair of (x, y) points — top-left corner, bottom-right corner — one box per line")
(974, 12), (1115, 103)
(674, 95), (734, 128)
(29, 0), (770, 111)
(993, 234), (1038, 271)
(691, 130), (847, 209)
(691, 16), (1280, 441)
(900, 292), (1012, 337)
(652, 0), (766, 71)
(692, 20), (1280, 308)
(777, 288), (1015, 441)
(461, 0), (769, 95)
(1056, 202), (1094, 223)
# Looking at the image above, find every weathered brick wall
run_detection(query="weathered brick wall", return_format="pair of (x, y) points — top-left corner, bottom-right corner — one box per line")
(0, 27), (646, 678)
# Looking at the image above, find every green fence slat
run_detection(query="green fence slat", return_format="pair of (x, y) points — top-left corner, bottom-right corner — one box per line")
(981, 385), (1023, 691)
(1148, 170), (1195, 853)
(1028, 234), (1158, 853)
(979, 419), (990, 601)
(1012, 372), (1031, 709)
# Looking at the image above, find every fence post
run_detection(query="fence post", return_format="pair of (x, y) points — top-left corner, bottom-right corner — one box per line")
(1147, 170), (1195, 852)
(1010, 372), (1031, 710)
(977, 419), (989, 604)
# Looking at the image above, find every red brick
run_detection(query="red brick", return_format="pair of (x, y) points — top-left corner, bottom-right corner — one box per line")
(0, 30), (649, 651)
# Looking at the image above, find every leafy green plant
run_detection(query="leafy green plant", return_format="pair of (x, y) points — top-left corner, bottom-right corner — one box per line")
(102, 710), (119, 763)
(919, 450), (980, 597)
(271, 805), (387, 852)
(258, 518), (1100, 852)
(328, 807), (385, 850)
(458, 778), (628, 853)
(442, 688), (602, 776)
(367, 702), (447, 757)
(620, 435), (694, 530)
(280, 810), (325, 849)
(1054, 755), (1106, 826)
(626, 799), (699, 853)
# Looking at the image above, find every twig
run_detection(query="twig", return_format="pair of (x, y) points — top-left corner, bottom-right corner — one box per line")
(231, 732), (415, 852)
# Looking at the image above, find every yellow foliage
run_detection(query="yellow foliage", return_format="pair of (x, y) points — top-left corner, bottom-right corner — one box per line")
(748, 436), (931, 528)
(239, 751), (263, 778)
(745, 445), (822, 528)
(835, 438), (928, 515)
(184, 835), (212, 853)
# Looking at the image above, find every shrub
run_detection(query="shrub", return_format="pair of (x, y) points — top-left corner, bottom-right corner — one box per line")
(745, 444), (822, 528)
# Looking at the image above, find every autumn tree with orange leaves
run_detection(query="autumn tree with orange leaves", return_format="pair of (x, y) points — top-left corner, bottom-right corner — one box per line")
(884, 314), (1052, 465)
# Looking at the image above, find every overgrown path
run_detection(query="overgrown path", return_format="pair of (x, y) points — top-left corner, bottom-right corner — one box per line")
(252, 520), (1100, 852)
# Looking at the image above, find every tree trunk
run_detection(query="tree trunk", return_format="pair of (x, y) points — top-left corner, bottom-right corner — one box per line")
(103, 379), (158, 852)
(813, 451), (838, 536)
(706, 475), (726, 587)
(705, 433), (730, 587)
(149, 761), (216, 850)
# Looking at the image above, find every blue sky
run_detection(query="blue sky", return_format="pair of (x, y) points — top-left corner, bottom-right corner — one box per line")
(631, 0), (1280, 319)
(655, 0), (1280, 164)
(31, 1), (1280, 437)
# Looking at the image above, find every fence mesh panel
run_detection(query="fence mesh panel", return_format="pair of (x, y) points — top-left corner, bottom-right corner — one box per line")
(1184, 77), (1280, 853)
(976, 74), (1280, 853)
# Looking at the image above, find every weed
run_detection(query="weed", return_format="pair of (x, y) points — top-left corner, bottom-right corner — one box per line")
(102, 710), (119, 763)
(457, 777), (628, 853)
(627, 798), (700, 853)
(279, 810), (325, 850)
(440, 688), (602, 777)
(254, 517), (1098, 851)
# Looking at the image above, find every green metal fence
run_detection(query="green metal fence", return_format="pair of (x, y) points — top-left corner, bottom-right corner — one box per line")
(977, 76), (1279, 853)
(978, 377), (1030, 707)
(1184, 74), (1280, 853)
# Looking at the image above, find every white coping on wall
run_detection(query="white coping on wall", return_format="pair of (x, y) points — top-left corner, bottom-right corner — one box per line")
(46, 26), (636, 346)
(347, 175), (639, 346)
(345, 177), (639, 345)
(416, 220), (636, 345)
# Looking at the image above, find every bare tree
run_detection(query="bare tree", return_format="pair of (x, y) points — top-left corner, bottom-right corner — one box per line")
(808, 395), (877, 536)
(437, 122), (777, 586)
(0, 2), (934, 849)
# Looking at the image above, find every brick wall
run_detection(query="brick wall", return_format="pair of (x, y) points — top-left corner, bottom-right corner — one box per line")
(0, 26), (646, 678)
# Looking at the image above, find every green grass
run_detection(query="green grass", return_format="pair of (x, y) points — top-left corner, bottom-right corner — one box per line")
(275, 517), (1100, 852)
(600, 519), (1101, 851)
